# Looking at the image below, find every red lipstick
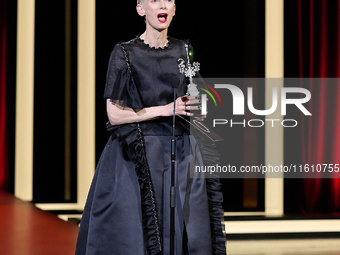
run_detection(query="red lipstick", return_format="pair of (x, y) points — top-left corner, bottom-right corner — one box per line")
(157, 13), (168, 23)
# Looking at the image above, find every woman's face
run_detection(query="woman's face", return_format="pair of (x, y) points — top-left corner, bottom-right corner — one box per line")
(137, 0), (176, 32)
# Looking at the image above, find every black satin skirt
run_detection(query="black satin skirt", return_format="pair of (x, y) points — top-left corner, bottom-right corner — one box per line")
(75, 130), (225, 255)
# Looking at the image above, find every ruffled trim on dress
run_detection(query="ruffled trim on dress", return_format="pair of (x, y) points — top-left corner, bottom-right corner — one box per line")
(191, 128), (227, 255)
(107, 122), (163, 255)
(136, 35), (171, 50)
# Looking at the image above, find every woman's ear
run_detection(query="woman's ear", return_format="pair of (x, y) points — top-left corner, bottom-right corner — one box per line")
(136, 4), (145, 17)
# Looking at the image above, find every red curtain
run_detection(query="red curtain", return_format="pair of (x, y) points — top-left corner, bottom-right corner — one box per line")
(0, 0), (8, 190)
(298, 0), (340, 214)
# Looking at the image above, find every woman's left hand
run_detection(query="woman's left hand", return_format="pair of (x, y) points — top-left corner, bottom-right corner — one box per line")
(180, 95), (201, 112)
(161, 95), (207, 119)
(182, 95), (207, 121)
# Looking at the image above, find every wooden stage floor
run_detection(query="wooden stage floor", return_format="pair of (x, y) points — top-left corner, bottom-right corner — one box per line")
(2, 190), (339, 254)
(0, 190), (79, 255)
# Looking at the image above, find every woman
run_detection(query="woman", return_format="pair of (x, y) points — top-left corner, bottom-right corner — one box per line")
(75, 0), (226, 254)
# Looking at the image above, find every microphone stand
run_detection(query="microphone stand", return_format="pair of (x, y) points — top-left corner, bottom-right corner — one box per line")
(169, 44), (200, 254)
(170, 87), (176, 255)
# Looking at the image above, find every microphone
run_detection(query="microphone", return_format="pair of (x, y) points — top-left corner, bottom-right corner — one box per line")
(169, 75), (180, 135)
(169, 75), (180, 131)
(169, 75), (180, 88)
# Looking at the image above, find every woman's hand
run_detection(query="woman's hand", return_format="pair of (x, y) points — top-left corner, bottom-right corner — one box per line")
(161, 95), (202, 117)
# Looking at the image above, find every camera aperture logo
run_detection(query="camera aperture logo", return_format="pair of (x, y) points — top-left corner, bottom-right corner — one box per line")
(198, 82), (223, 115)
(199, 83), (312, 128)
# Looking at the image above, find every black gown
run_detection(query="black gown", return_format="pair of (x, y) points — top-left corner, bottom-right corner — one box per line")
(75, 36), (226, 255)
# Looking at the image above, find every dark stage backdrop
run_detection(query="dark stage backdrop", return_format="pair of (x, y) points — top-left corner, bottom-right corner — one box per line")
(0, 0), (8, 190)
(32, 0), (78, 203)
(95, 1), (266, 212)
(4, 0), (339, 215)
(5, 1), (266, 211)
(285, 0), (340, 215)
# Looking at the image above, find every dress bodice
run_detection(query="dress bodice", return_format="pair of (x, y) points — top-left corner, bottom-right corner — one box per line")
(104, 36), (192, 136)
(125, 37), (188, 107)
(104, 36), (189, 106)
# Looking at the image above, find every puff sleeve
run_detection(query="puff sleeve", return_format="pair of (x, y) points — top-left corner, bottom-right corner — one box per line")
(104, 43), (144, 112)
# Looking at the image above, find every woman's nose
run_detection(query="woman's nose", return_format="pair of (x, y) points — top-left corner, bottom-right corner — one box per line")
(160, 0), (167, 9)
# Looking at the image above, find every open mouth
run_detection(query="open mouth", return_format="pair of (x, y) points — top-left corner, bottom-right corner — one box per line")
(157, 13), (168, 23)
